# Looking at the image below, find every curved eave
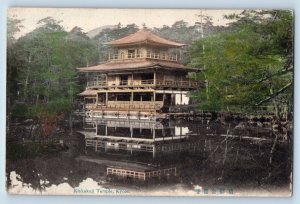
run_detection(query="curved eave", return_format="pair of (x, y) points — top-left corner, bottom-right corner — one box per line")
(157, 65), (201, 72)
(78, 89), (98, 96)
(77, 59), (201, 73)
(77, 65), (201, 73)
(77, 66), (157, 73)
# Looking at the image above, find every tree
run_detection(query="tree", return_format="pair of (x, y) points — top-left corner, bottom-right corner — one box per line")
(189, 10), (293, 117)
(10, 17), (99, 117)
(7, 18), (24, 108)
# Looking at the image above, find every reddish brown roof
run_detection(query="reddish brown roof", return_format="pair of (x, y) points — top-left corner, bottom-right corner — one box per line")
(107, 29), (185, 47)
(77, 59), (198, 73)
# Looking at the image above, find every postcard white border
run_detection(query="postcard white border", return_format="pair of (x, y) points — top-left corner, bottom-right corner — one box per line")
(0, 0), (299, 204)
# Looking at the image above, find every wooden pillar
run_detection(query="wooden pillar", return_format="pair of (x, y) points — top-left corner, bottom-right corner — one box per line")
(105, 92), (108, 105)
(152, 146), (155, 159)
(154, 70), (156, 85)
(152, 91), (155, 111)
(96, 123), (98, 135)
(181, 92), (183, 105)
(105, 125), (108, 136)
(140, 122), (142, 133)
(152, 125), (155, 140)
(95, 93), (98, 106)
(171, 94), (175, 106)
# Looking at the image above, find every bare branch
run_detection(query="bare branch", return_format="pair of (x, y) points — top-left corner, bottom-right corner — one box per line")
(255, 82), (292, 106)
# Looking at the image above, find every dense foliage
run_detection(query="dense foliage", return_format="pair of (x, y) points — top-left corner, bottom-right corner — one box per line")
(7, 17), (100, 117)
(189, 10), (293, 117)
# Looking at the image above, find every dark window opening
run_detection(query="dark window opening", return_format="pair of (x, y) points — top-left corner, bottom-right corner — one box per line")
(156, 94), (163, 101)
(97, 94), (106, 104)
(140, 73), (154, 83)
(120, 75), (128, 85)
(155, 129), (163, 137)
(85, 98), (96, 104)
(107, 127), (131, 137)
(108, 93), (131, 101)
(128, 49), (135, 58)
(162, 128), (173, 137)
(163, 94), (172, 106)
(133, 93), (152, 101)
(108, 94), (116, 101)
(97, 125), (106, 135)
(132, 128), (152, 138)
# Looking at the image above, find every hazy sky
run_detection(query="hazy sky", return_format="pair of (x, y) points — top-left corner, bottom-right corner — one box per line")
(8, 8), (241, 38)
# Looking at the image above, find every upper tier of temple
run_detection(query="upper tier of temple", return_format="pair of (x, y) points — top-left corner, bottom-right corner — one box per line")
(77, 29), (199, 73)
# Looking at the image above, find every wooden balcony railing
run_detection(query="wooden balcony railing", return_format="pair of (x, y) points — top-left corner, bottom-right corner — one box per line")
(103, 101), (164, 111)
(85, 101), (164, 111)
(109, 52), (178, 62)
(87, 79), (201, 89)
(156, 80), (201, 88)
(87, 81), (107, 87)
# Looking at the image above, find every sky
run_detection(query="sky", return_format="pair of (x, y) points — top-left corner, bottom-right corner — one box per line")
(8, 8), (241, 38)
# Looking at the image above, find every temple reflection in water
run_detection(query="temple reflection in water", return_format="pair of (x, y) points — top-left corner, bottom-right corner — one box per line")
(79, 118), (203, 158)
(78, 117), (206, 180)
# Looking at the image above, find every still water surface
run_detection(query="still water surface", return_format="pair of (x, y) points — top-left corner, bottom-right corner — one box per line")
(6, 117), (292, 196)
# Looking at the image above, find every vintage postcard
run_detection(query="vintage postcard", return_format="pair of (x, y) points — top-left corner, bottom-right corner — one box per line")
(6, 8), (293, 196)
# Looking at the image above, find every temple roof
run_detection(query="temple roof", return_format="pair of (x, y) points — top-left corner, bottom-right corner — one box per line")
(78, 89), (98, 96)
(77, 59), (198, 73)
(106, 29), (185, 47)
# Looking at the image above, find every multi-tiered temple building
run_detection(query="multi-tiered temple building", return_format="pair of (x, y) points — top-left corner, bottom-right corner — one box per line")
(78, 29), (201, 118)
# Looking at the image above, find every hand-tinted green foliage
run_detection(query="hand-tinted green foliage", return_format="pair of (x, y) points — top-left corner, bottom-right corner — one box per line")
(189, 10), (293, 116)
(7, 17), (100, 118)
(153, 20), (227, 64)
(7, 18), (24, 110)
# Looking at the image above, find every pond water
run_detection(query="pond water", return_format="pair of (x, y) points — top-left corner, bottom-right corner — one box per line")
(6, 116), (292, 196)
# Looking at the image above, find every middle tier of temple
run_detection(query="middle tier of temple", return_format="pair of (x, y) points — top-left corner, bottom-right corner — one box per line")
(77, 29), (202, 115)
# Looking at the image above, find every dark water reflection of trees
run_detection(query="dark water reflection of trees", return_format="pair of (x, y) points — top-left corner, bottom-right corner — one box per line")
(6, 118), (292, 193)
